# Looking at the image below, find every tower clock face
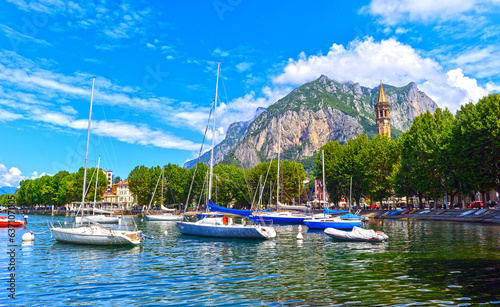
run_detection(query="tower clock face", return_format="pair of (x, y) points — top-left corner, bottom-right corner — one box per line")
(384, 119), (388, 123)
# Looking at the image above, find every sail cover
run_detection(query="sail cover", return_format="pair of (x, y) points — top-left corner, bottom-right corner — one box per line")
(207, 199), (253, 217)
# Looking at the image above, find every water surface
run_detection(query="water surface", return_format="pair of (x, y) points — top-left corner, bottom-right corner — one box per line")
(1, 215), (500, 306)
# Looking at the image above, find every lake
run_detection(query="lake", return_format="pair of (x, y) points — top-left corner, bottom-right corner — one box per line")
(1, 214), (500, 306)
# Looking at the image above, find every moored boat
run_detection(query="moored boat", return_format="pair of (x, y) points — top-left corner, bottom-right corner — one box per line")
(324, 226), (388, 242)
(0, 215), (27, 227)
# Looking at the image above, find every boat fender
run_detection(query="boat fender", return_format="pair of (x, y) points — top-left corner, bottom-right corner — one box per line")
(22, 231), (35, 241)
(296, 225), (303, 240)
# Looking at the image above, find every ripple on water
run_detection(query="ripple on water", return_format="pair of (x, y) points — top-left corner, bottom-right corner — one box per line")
(2, 217), (500, 306)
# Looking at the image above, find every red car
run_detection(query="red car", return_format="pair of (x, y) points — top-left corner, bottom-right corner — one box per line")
(468, 201), (484, 208)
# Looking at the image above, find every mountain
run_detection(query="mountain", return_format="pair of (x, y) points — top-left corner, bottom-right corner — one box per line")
(183, 107), (266, 169)
(0, 186), (18, 195)
(185, 75), (438, 170)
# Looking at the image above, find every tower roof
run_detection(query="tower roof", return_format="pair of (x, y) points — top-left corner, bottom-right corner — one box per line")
(377, 82), (387, 103)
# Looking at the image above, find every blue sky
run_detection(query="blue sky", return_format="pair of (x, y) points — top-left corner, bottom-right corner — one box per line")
(1, 0), (499, 187)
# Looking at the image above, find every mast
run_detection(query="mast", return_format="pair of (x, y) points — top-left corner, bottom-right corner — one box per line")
(276, 118), (281, 207)
(208, 63), (220, 201)
(322, 149), (325, 209)
(81, 77), (95, 215)
(93, 156), (100, 216)
(349, 177), (353, 213)
(161, 166), (164, 209)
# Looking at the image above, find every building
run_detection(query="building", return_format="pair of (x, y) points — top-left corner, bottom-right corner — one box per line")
(103, 170), (113, 193)
(375, 82), (391, 137)
(115, 180), (135, 209)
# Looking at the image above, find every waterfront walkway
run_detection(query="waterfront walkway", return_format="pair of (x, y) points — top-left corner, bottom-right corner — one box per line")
(362, 208), (500, 224)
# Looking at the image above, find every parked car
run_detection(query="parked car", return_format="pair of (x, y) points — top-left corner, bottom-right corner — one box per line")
(468, 201), (484, 208)
(487, 201), (498, 208)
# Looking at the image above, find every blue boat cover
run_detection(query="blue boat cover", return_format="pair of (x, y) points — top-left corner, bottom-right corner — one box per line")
(207, 199), (253, 217)
(340, 213), (364, 220)
(324, 208), (348, 214)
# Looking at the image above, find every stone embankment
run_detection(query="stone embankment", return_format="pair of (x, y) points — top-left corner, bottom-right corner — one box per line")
(361, 208), (500, 224)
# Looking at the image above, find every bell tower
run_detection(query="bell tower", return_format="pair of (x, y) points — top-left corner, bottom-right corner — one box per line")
(375, 82), (390, 137)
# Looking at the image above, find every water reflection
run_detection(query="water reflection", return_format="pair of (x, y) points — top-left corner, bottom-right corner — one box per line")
(3, 215), (500, 306)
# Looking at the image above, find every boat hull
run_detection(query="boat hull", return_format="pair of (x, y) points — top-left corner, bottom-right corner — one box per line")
(75, 215), (119, 224)
(0, 221), (26, 227)
(324, 227), (388, 242)
(146, 214), (183, 221)
(304, 219), (361, 230)
(249, 215), (305, 224)
(177, 221), (276, 239)
(50, 226), (143, 245)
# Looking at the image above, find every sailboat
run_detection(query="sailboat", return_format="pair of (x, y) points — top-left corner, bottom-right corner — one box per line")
(303, 152), (367, 230)
(75, 156), (119, 224)
(249, 119), (308, 224)
(49, 78), (144, 245)
(146, 166), (183, 221)
(177, 63), (276, 239)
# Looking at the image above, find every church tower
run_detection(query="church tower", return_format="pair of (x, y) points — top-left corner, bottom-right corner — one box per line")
(375, 82), (390, 137)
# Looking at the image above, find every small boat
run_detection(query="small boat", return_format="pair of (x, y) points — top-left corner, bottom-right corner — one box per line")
(324, 226), (388, 242)
(177, 64), (276, 240)
(304, 213), (366, 230)
(147, 213), (183, 221)
(75, 209), (120, 224)
(49, 78), (144, 246)
(0, 215), (27, 227)
(178, 215), (276, 239)
(145, 166), (183, 222)
(250, 209), (307, 224)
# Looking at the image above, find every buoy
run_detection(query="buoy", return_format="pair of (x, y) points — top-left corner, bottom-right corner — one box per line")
(22, 231), (35, 242)
(164, 230), (168, 235)
(296, 225), (303, 240)
(141, 219), (144, 222)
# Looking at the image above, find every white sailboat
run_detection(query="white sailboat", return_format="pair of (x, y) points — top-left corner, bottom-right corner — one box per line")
(49, 78), (144, 245)
(75, 156), (120, 224)
(146, 166), (183, 221)
(177, 63), (276, 239)
(249, 119), (308, 224)
(304, 153), (367, 230)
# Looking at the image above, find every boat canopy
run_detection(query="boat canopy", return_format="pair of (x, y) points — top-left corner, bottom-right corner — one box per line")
(340, 213), (364, 220)
(324, 208), (348, 215)
(207, 199), (253, 217)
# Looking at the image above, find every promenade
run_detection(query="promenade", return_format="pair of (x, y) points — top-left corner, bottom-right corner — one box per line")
(362, 208), (500, 224)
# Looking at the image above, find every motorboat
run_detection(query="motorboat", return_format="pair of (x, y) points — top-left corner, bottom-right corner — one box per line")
(324, 226), (388, 242)
(0, 215), (27, 227)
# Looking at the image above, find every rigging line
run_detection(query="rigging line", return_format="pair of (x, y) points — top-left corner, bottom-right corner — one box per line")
(147, 167), (163, 211)
(95, 90), (121, 177)
(183, 100), (215, 215)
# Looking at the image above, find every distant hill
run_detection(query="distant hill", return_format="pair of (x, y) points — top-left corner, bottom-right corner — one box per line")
(185, 75), (438, 170)
(0, 186), (18, 195)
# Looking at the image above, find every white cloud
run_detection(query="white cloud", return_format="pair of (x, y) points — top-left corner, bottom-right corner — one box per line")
(0, 164), (25, 187)
(213, 48), (230, 57)
(0, 24), (51, 47)
(236, 62), (253, 72)
(0, 108), (22, 121)
(273, 37), (497, 112)
(362, 0), (500, 25)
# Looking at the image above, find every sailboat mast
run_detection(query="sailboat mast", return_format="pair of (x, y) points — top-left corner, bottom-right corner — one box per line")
(322, 150), (325, 208)
(81, 77), (95, 208)
(93, 156), (100, 216)
(161, 166), (164, 208)
(349, 177), (352, 213)
(276, 118), (281, 207)
(208, 63), (220, 200)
